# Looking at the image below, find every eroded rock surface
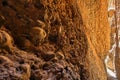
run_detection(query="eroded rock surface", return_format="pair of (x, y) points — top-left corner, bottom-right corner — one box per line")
(0, 0), (110, 80)
(77, 0), (110, 80)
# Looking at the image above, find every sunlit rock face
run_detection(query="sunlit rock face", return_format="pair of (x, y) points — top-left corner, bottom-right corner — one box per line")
(77, 0), (110, 80)
(0, 0), (110, 80)
(108, 0), (115, 10)
(106, 0), (116, 76)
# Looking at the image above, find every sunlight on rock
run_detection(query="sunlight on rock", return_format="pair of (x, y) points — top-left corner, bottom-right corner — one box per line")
(107, 68), (116, 78)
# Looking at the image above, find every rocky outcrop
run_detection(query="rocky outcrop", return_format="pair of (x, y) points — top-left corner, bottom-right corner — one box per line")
(77, 0), (110, 80)
(0, 0), (110, 80)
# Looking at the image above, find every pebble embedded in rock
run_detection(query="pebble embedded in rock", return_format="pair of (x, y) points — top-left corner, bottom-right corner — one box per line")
(30, 27), (46, 46)
(56, 51), (64, 60)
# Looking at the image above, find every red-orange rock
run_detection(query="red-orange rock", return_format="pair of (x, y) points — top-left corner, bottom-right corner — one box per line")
(0, 0), (111, 80)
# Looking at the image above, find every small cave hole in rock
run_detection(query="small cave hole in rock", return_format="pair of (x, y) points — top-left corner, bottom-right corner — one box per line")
(2, 0), (8, 6)
(0, 59), (3, 64)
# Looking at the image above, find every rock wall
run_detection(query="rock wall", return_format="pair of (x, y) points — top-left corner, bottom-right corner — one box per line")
(114, 0), (120, 79)
(0, 0), (110, 80)
(77, 0), (110, 80)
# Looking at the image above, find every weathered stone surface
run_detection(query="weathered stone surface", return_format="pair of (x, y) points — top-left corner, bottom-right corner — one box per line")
(106, 53), (115, 71)
(0, 0), (110, 80)
(77, 0), (110, 80)
(114, 0), (120, 79)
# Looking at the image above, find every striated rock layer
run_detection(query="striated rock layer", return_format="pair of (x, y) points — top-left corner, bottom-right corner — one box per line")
(0, 0), (110, 80)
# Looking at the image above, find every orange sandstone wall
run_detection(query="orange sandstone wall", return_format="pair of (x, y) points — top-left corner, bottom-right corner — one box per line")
(0, 0), (110, 80)
(77, 0), (110, 80)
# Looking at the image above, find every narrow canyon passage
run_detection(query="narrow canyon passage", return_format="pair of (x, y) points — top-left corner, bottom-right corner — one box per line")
(105, 0), (120, 80)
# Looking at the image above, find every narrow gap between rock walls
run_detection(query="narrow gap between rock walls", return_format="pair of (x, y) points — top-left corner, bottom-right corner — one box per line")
(105, 0), (118, 80)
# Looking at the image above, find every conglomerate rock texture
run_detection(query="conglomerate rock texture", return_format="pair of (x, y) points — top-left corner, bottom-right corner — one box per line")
(0, 0), (110, 80)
